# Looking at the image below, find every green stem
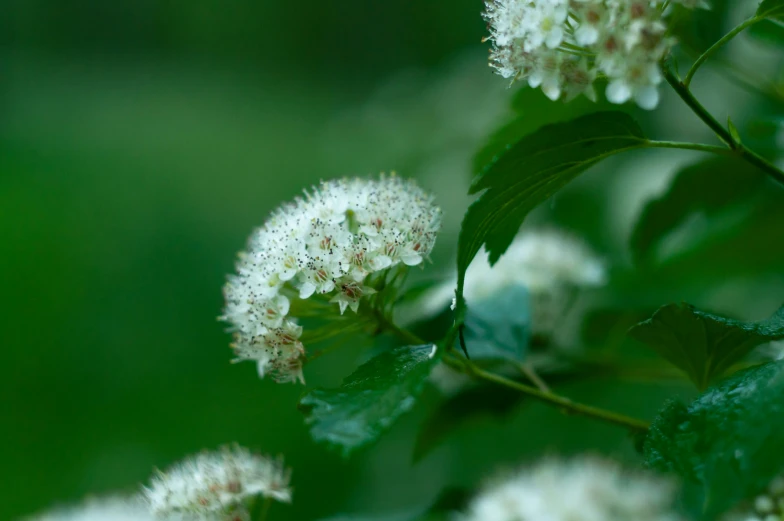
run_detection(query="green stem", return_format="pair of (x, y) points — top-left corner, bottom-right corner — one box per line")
(683, 16), (761, 88)
(662, 64), (784, 187)
(381, 317), (650, 433)
(647, 140), (735, 156)
(443, 354), (650, 432)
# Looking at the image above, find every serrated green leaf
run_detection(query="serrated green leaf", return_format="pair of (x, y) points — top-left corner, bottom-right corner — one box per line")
(457, 111), (647, 316)
(644, 361), (784, 519)
(630, 157), (764, 266)
(472, 91), (601, 177)
(629, 303), (784, 390)
(460, 285), (531, 362)
(299, 344), (441, 456)
(758, 0), (784, 20)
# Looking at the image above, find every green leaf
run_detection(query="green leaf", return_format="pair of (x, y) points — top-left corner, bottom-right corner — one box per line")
(758, 0), (784, 20)
(630, 157), (764, 266)
(457, 111), (647, 315)
(472, 90), (602, 177)
(749, 18), (784, 45)
(299, 344), (441, 456)
(413, 383), (522, 462)
(644, 361), (784, 519)
(460, 285), (531, 362)
(628, 302), (784, 390)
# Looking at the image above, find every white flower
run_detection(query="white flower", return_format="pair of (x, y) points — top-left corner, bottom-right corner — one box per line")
(484, 0), (680, 109)
(458, 456), (683, 521)
(144, 445), (291, 521)
(722, 473), (784, 521)
(223, 174), (442, 383)
(23, 497), (152, 521)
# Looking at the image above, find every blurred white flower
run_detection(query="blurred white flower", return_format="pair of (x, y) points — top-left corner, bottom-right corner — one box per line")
(458, 456), (683, 521)
(400, 228), (605, 340)
(484, 0), (689, 109)
(722, 473), (784, 521)
(23, 497), (152, 521)
(222, 174), (442, 383)
(144, 445), (291, 521)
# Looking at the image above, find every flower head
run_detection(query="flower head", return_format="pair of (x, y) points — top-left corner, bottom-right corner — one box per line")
(223, 174), (441, 383)
(23, 497), (152, 521)
(484, 0), (692, 109)
(459, 456), (683, 521)
(144, 445), (291, 521)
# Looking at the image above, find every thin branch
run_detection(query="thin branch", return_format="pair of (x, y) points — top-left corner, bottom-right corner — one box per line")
(683, 16), (762, 88)
(662, 63), (784, 187)
(444, 353), (650, 432)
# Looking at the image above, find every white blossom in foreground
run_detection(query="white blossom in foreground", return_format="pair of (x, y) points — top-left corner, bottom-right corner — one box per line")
(483, 0), (699, 109)
(723, 473), (784, 521)
(458, 456), (683, 521)
(23, 497), (152, 521)
(144, 445), (291, 521)
(222, 174), (442, 383)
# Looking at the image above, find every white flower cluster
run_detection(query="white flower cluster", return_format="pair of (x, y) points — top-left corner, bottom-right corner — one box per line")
(222, 174), (442, 383)
(23, 497), (152, 521)
(458, 456), (682, 521)
(144, 445), (291, 521)
(723, 474), (784, 521)
(483, 0), (701, 109)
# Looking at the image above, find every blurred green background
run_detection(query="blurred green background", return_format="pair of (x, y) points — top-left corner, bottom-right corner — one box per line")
(2, 1), (783, 520)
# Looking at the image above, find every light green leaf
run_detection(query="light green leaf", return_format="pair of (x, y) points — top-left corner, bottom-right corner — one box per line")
(630, 157), (764, 266)
(757, 0), (784, 20)
(628, 303), (784, 390)
(299, 344), (441, 456)
(728, 117), (742, 144)
(644, 361), (784, 519)
(457, 111), (647, 316)
(460, 285), (531, 362)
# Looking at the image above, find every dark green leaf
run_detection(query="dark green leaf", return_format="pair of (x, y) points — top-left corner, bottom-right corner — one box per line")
(629, 302), (784, 390)
(758, 0), (784, 20)
(472, 90), (601, 177)
(644, 361), (784, 519)
(412, 383), (523, 462)
(299, 344), (441, 456)
(460, 285), (531, 362)
(630, 157), (764, 266)
(457, 111), (647, 315)
(749, 18), (784, 45)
